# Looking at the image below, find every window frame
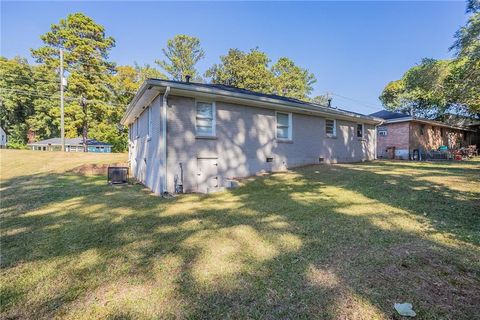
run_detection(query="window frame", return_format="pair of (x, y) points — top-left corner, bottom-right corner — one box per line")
(275, 111), (293, 141)
(135, 120), (139, 139)
(195, 100), (216, 138)
(325, 119), (337, 138)
(357, 123), (364, 139)
(147, 106), (152, 141)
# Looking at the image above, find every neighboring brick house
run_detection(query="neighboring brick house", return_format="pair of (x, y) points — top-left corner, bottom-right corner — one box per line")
(370, 110), (474, 159)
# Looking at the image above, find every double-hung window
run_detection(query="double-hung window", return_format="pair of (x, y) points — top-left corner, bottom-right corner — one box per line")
(196, 101), (216, 137)
(276, 112), (292, 140)
(357, 124), (364, 138)
(326, 119), (336, 137)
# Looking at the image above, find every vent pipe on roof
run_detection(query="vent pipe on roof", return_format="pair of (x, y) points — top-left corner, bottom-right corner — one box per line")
(327, 98), (332, 108)
(185, 75), (191, 83)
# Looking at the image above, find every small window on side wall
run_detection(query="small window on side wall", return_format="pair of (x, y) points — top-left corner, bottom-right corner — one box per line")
(196, 101), (216, 137)
(357, 124), (364, 138)
(276, 112), (292, 140)
(420, 124), (425, 135)
(326, 119), (336, 137)
(147, 106), (152, 140)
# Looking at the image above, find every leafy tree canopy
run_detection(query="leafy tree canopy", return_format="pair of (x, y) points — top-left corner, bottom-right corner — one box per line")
(156, 35), (205, 81)
(206, 48), (317, 101)
(272, 57), (316, 100)
(0, 56), (35, 145)
(380, 0), (479, 118)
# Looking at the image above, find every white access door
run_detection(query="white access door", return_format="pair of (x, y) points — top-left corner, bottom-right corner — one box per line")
(197, 158), (219, 193)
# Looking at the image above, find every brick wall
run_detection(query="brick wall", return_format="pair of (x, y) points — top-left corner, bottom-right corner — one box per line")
(377, 122), (409, 158)
(410, 122), (465, 151)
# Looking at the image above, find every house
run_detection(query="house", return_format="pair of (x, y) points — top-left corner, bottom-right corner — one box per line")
(28, 137), (112, 153)
(0, 127), (6, 148)
(370, 110), (474, 159)
(121, 79), (382, 194)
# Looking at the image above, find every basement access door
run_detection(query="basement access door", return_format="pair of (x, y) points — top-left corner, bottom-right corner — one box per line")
(196, 157), (219, 193)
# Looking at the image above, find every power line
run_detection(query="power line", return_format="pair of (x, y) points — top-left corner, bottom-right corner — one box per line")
(330, 92), (382, 111)
(0, 87), (126, 108)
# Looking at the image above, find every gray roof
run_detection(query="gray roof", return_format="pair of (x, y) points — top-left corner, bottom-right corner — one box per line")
(122, 79), (383, 125)
(29, 137), (111, 147)
(157, 79), (371, 116)
(369, 110), (410, 120)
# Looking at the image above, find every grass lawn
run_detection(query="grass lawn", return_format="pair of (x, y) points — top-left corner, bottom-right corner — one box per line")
(1, 150), (479, 319)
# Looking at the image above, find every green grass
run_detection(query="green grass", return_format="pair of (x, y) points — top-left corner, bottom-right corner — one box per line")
(1, 150), (479, 319)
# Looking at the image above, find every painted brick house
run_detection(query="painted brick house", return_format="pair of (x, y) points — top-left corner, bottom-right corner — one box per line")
(370, 110), (474, 159)
(122, 79), (382, 194)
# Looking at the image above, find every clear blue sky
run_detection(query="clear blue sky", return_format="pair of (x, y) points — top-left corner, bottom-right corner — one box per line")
(1, 1), (467, 115)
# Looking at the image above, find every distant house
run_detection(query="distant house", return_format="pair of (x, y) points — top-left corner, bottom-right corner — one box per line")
(121, 78), (382, 194)
(370, 110), (475, 159)
(0, 127), (6, 148)
(28, 137), (112, 153)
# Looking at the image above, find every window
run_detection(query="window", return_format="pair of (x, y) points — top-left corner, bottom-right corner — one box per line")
(420, 124), (425, 135)
(378, 126), (387, 136)
(196, 101), (215, 137)
(147, 106), (152, 140)
(326, 119), (336, 137)
(135, 120), (139, 138)
(357, 124), (364, 138)
(276, 112), (292, 140)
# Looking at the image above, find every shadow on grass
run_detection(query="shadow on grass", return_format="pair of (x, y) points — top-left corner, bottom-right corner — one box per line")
(1, 160), (479, 319)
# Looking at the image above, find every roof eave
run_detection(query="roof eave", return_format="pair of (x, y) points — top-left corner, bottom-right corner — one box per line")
(121, 79), (382, 125)
(384, 117), (475, 131)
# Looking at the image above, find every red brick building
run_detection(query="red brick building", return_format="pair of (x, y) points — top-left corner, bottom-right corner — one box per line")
(370, 111), (475, 159)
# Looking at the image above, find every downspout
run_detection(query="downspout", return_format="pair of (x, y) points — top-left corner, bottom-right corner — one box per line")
(162, 86), (171, 194)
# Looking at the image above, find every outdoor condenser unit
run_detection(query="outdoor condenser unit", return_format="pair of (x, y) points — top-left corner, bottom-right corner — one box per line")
(107, 167), (129, 185)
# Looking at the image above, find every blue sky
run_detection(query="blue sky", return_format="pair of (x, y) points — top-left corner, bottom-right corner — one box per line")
(1, 1), (468, 115)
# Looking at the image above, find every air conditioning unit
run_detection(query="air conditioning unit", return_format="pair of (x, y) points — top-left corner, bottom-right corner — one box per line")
(107, 167), (129, 185)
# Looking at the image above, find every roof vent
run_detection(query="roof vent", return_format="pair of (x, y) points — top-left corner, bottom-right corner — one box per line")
(185, 75), (191, 83)
(327, 98), (332, 108)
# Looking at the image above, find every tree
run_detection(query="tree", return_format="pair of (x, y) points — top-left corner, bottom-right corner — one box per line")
(0, 56), (35, 146)
(206, 48), (275, 94)
(311, 95), (331, 107)
(156, 35), (205, 81)
(26, 64), (60, 141)
(31, 13), (127, 151)
(379, 59), (453, 118)
(447, 0), (480, 114)
(380, 0), (480, 117)
(206, 48), (318, 100)
(110, 64), (166, 106)
(271, 57), (316, 100)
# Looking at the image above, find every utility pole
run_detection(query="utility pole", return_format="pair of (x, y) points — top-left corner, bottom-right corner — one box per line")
(60, 48), (65, 152)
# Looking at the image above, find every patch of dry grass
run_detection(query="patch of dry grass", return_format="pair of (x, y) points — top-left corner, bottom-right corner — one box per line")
(1, 150), (479, 319)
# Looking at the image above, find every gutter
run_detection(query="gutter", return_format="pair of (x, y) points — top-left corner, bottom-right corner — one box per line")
(162, 86), (170, 194)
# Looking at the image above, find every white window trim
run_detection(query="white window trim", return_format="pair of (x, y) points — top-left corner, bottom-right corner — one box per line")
(357, 123), (365, 139)
(275, 111), (293, 141)
(195, 100), (216, 138)
(147, 106), (152, 141)
(135, 120), (139, 139)
(325, 119), (337, 138)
